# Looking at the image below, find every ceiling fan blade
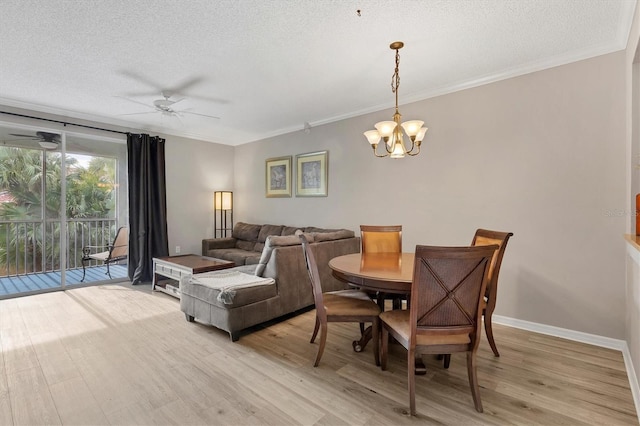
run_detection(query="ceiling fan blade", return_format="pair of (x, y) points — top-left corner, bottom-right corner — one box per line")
(118, 111), (158, 116)
(4, 138), (37, 143)
(9, 133), (38, 138)
(119, 70), (164, 91)
(185, 93), (230, 104)
(114, 96), (155, 109)
(170, 76), (205, 95)
(180, 111), (220, 119)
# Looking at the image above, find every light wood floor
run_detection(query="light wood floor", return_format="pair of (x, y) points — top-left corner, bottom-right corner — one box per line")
(0, 284), (637, 425)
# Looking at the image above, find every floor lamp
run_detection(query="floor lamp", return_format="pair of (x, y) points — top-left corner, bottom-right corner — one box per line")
(214, 191), (233, 238)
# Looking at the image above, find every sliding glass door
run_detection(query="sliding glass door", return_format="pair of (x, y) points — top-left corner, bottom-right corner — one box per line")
(0, 123), (127, 298)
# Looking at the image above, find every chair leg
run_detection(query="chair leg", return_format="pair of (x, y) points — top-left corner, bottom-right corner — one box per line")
(443, 354), (451, 369)
(484, 312), (500, 357)
(313, 323), (328, 367)
(371, 318), (380, 366)
(81, 259), (87, 282)
(310, 316), (320, 343)
(408, 347), (416, 416)
(381, 327), (389, 370)
(359, 322), (365, 336)
(466, 351), (483, 413)
(106, 262), (112, 279)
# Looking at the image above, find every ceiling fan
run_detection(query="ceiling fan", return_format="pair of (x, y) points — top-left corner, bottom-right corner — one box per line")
(7, 131), (60, 149)
(118, 91), (220, 120)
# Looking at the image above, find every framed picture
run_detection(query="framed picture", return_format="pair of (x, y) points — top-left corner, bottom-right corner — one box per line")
(265, 156), (292, 197)
(296, 151), (328, 197)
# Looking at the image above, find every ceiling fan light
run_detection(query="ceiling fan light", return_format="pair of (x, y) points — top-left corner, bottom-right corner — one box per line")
(39, 141), (58, 149)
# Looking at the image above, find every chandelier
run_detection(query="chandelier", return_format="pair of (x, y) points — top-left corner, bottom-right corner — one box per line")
(363, 41), (428, 158)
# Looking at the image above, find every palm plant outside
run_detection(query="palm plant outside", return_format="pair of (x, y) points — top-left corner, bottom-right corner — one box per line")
(0, 147), (116, 276)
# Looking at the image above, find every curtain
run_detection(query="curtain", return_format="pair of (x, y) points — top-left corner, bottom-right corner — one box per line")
(127, 133), (169, 284)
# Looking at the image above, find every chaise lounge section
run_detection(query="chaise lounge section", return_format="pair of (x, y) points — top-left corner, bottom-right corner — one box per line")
(180, 223), (360, 341)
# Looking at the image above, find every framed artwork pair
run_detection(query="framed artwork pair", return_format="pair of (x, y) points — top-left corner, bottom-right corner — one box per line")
(265, 151), (328, 198)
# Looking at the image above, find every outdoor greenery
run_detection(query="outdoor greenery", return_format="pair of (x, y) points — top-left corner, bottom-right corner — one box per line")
(0, 146), (117, 275)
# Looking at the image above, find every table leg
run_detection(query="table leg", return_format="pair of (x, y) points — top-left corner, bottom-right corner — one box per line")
(353, 325), (372, 352)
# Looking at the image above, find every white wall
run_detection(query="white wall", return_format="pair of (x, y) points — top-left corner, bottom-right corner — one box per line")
(626, 1), (640, 401)
(235, 52), (627, 339)
(164, 135), (234, 255)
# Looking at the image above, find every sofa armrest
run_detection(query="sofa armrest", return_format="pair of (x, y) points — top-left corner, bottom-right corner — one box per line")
(202, 237), (237, 255)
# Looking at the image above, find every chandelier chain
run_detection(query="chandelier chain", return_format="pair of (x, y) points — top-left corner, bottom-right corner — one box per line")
(391, 48), (401, 110)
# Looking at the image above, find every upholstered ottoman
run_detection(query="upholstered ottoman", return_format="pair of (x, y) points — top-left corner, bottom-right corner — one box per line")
(180, 267), (277, 341)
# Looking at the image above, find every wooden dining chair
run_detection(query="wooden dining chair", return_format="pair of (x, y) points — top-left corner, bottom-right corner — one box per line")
(300, 234), (381, 367)
(471, 228), (514, 357)
(380, 244), (498, 415)
(360, 225), (402, 254)
(360, 225), (404, 309)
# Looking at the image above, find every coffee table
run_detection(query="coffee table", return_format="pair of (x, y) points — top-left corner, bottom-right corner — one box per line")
(152, 254), (235, 298)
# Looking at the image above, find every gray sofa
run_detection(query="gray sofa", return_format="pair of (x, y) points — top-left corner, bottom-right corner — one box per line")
(181, 222), (360, 341)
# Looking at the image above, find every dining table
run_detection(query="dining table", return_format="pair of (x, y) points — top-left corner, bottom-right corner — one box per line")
(329, 251), (427, 374)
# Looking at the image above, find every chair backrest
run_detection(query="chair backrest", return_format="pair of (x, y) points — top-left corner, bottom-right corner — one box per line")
(410, 244), (498, 348)
(109, 227), (129, 260)
(360, 225), (402, 254)
(471, 229), (513, 299)
(300, 234), (326, 323)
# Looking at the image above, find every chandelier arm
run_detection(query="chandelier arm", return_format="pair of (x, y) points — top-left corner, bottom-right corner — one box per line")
(384, 140), (394, 154)
(406, 142), (421, 156)
(372, 144), (389, 157)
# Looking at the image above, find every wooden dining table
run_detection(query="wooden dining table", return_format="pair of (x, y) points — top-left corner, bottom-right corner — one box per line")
(329, 252), (427, 374)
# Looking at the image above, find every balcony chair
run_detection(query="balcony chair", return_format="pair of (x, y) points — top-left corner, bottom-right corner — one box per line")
(300, 234), (381, 367)
(81, 227), (128, 282)
(380, 244), (498, 415)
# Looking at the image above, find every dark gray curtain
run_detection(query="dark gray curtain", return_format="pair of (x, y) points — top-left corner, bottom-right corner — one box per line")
(127, 133), (169, 284)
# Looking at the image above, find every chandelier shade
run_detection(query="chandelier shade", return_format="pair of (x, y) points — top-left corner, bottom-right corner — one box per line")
(363, 41), (428, 158)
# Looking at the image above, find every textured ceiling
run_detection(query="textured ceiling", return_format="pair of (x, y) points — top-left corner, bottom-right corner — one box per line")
(0, 0), (636, 146)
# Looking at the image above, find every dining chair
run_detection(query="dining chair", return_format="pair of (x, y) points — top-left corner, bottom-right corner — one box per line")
(300, 234), (381, 367)
(380, 244), (498, 415)
(471, 228), (514, 358)
(360, 225), (402, 254)
(360, 225), (404, 309)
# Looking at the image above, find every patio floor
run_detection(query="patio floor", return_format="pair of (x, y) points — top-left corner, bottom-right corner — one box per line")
(0, 264), (128, 298)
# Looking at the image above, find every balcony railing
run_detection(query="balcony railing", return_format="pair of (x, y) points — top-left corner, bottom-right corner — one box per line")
(0, 218), (117, 277)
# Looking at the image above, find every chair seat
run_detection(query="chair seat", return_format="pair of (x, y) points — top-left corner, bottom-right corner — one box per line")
(323, 292), (381, 317)
(89, 251), (110, 261)
(379, 309), (471, 347)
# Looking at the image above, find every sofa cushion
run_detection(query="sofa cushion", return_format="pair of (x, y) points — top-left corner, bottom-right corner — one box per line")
(258, 224), (284, 243)
(236, 240), (257, 251)
(304, 226), (338, 233)
(313, 229), (355, 242)
(281, 226), (299, 236)
(232, 222), (261, 241)
(207, 248), (260, 265)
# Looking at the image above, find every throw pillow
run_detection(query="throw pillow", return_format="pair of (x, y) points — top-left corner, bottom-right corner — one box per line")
(232, 222), (261, 241)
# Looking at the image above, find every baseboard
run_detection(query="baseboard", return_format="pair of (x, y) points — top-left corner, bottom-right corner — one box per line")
(493, 314), (640, 420)
(622, 343), (640, 421)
